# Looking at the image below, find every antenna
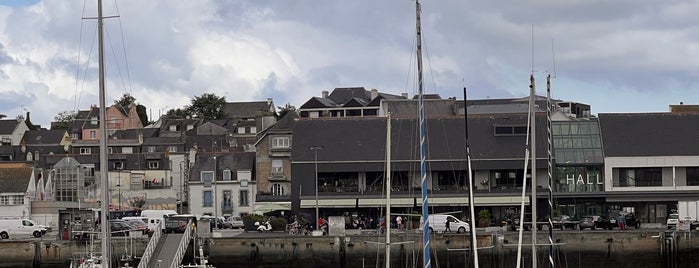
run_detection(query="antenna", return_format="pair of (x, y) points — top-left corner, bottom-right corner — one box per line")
(551, 39), (558, 78)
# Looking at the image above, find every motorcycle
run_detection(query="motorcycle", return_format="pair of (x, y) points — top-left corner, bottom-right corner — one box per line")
(255, 221), (273, 232)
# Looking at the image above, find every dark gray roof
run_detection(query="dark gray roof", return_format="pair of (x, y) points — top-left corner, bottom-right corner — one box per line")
(189, 152), (255, 182)
(384, 99), (457, 117)
(223, 101), (272, 119)
(185, 135), (228, 152)
(271, 111), (298, 130)
(0, 119), (19, 135)
(22, 129), (67, 145)
(110, 128), (159, 139)
(0, 163), (32, 193)
(142, 136), (183, 145)
(327, 87), (371, 104)
(599, 113), (699, 157)
(291, 115), (548, 170)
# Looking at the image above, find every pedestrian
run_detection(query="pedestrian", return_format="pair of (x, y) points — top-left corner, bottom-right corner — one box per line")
(617, 214), (626, 230)
(396, 216), (403, 230)
(445, 219), (452, 233)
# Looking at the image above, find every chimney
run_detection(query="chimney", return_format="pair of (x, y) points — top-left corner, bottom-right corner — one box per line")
(370, 88), (378, 100)
(267, 98), (273, 106)
(321, 91), (329, 98)
(401, 93), (409, 98)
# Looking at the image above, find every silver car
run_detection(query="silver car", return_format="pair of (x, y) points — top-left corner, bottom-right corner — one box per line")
(224, 216), (244, 229)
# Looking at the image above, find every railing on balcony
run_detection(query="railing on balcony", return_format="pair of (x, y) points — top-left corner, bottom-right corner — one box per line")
(255, 192), (291, 202)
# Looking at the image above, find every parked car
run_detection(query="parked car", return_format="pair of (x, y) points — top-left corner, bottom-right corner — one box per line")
(164, 214), (196, 233)
(510, 213), (545, 231)
(121, 217), (150, 235)
(609, 212), (641, 229)
(667, 213), (680, 229)
(551, 215), (579, 230)
(224, 216), (244, 229)
(109, 220), (134, 236)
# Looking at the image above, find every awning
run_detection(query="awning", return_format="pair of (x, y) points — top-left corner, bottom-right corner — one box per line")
(300, 199), (357, 208)
(299, 196), (528, 208)
(253, 202), (291, 214)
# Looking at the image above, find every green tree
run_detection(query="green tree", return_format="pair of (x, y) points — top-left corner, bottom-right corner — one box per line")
(277, 102), (296, 120)
(114, 93), (149, 126)
(52, 110), (77, 129)
(166, 108), (191, 119)
(186, 93), (226, 120)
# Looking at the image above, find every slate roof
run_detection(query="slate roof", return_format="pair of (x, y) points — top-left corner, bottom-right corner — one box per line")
(22, 129), (67, 145)
(0, 162), (32, 193)
(383, 99), (457, 117)
(300, 87), (406, 110)
(0, 119), (19, 135)
(291, 115), (548, 170)
(599, 113), (699, 157)
(188, 152), (255, 182)
(110, 128), (159, 139)
(223, 101), (273, 119)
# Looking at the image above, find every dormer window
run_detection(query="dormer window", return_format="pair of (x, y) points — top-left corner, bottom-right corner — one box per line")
(91, 117), (98, 125)
(169, 125), (177, 131)
(223, 170), (231, 181)
(148, 161), (159, 169)
(80, 148), (91, 155)
(271, 137), (290, 149)
(114, 161), (124, 170)
(187, 124), (194, 130)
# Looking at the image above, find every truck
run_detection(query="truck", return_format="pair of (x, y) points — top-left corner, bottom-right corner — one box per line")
(676, 201), (699, 230)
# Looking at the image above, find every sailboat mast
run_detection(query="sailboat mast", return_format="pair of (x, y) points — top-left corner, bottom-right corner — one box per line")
(529, 74), (538, 268)
(97, 0), (112, 267)
(415, 1), (431, 268)
(546, 73), (555, 268)
(385, 113), (392, 268)
(463, 87), (480, 267)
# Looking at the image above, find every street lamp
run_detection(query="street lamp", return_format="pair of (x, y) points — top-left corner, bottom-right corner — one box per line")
(310, 146), (323, 229)
(213, 156), (218, 230)
(179, 161), (184, 214)
(116, 172), (121, 212)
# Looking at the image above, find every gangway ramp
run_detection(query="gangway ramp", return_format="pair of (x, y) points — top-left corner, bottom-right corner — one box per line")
(147, 233), (183, 268)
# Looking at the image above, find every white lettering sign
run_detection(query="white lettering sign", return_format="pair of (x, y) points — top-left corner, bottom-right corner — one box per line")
(566, 174), (602, 185)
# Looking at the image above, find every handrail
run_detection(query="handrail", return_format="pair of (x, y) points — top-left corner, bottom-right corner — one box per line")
(169, 219), (193, 268)
(137, 221), (163, 268)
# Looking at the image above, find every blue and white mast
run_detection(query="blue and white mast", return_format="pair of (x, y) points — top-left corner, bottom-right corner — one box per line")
(415, 1), (431, 267)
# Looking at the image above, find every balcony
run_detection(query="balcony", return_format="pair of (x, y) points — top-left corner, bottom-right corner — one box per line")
(255, 192), (290, 202)
(268, 170), (286, 181)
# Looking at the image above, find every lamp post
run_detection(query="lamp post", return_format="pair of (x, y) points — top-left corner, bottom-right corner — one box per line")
(310, 146), (323, 229)
(213, 156), (218, 230)
(116, 172), (121, 212)
(179, 161), (184, 214)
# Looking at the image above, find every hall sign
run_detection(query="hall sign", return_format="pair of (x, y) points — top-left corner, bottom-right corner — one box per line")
(566, 174), (603, 185)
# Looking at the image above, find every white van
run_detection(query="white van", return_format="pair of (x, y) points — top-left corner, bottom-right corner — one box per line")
(419, 214), (470, 233)
(140, 210), (177, 232)
(0, 219), (47, 239)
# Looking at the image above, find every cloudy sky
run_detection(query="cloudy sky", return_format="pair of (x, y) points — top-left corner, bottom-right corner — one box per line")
(0, 0), (697, 127)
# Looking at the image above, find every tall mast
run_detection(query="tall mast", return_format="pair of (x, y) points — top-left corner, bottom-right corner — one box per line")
(529, 74), (538, 268)
(546, 73), (555, 268)
(463, 88), (479, 267)
(385, 113), (392, 268)
(415, 1), (431, 267)
(97, 0), (112, 266)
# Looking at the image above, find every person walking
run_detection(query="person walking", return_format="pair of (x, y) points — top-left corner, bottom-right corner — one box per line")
(396, 216), (403, 230)
(445, 218), (452, 233)
(617, 214), (626, 230)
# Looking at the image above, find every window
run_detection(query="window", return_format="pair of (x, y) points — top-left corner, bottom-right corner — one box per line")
(169, 125), (177, 131)
(110, 116), (116, 124)
(90, 131), (96, 139)
(1, 137), (10, 144)
(80, 148), (91, 155)
(223, 190), (232, 210)
(201, 171), (213, 187)
(239, 190), (249, 207)
(168, 146), (178, 153)
(187, 124), (194, 130)
(271, 160), (283, 174)
(122, 147), (133, 154)
(70, 133), (80, 140)
(12, 195), (23, 205)
(494, 125), (527, 136)
(687, 167), (699, 186)
(108, 147), (113, 154)
(148, 161), (159, 169)
(83, 165), (95, 177)
(223, 170), (231, 181)
(91, 117), (97, 125)
(0, 196), (8, 205)
(114, 161), (124, 170)
(272, 184), (284, 196)
(271, 137), (290, 149)
(147, 146), (156, 153)
(203, 191), (212, 207)
(617, 168), (662, 187)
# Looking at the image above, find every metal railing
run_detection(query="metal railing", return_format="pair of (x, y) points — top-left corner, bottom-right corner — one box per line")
(137, 221), (163, 268)
(169, 219), (193, 268)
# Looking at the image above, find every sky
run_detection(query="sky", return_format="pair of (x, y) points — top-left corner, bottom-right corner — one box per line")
(0, 0), (697, 128)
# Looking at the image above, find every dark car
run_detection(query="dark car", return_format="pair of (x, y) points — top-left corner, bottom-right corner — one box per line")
(609, 213), (640, 229)
(164, 214), (196, 233)
(579, 215), (608, 230)
(551, 215), (579, 230)
(109, 220), (134, 236)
